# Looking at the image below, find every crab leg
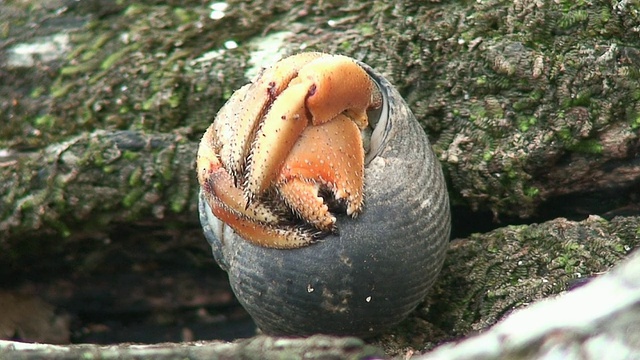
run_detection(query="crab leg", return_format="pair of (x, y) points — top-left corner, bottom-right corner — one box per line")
(197, 126), (282, 225)
(198, 130), (317, 249)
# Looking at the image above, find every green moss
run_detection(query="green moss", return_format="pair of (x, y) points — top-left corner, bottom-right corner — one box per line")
(141, 95), (154, 111)
(34, 114), (56, 128)
(16, 193), (38, 211)
(173, 7), (197, 23)
(165, 49), (191, 66)
(485, 99), (504, 119)
(613, 243), (626, 253)
(122, 150), (140, 161)
(568, 139), (603, 154)
(517, 116), (537, 132)
(506, 168), (517, 180)
(80, 49), (98, 61)
(170, 196), (186, 213)
(168, 93), (181, 108)
(100, 44), (140, 70)
(49, 219), (71, 238)
(123, 4), (145, 17)
(50, 81), (75, 98)
(524, 186), (539, 198)
(158, 153), (174, 181)
(66, 42), (89, 61)
(558, 9), (589, 29)
(491, 75), (511, 90)
(128, 167), (143, 187)
(60, 62), (96, 76)
(339, 41), (352, 52)
(195, 80), (207, 93)
(30, 86), (45, 98)
(625, 66), (640, 81)
(91, 32), (113, 50)
(469, 104), (487, 121)
(122, 187), (146, 208)
(357, 23), (374, 36)
(529, 90), (543, 100)
(598, 7), (612, 24)
(512, 98), (534, 111)
(1, 23), (9, 38)
(556, 127), (571, 142)
(569, 91), (591, 107)
(482, 151), (493, 161)
(631, 114), (640, 130)
(87, 69), (109, 85)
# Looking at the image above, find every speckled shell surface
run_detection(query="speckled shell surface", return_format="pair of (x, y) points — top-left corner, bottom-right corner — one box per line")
(199, 61), (450, 337)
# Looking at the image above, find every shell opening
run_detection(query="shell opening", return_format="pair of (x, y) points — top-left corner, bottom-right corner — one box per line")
(362, 73), (390, 165)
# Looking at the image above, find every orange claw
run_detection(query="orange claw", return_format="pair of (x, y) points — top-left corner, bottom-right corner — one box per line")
(277, 114), (365, 231)
(197, 52), (381, 248)
(245, 54), (380, 200)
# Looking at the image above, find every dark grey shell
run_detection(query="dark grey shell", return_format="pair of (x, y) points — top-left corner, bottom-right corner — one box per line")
(199, 60), (450, 337)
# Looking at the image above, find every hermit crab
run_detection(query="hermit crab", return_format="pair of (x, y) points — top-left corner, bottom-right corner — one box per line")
(197, 52), (450, 337)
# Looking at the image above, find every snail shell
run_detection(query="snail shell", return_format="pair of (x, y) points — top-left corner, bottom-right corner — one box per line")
(198, 56), (450, 337)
